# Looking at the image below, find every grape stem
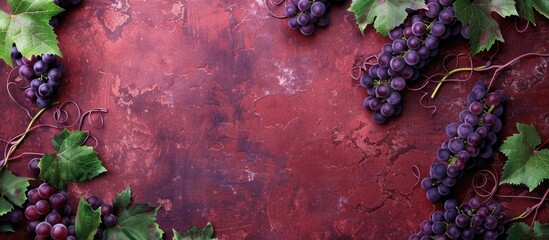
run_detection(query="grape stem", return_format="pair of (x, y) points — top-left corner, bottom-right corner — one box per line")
(430, 52), (549, 98)
(508, 187), (549, 227)
(535, 138), (549, 152)
(1, 107), (48, 168)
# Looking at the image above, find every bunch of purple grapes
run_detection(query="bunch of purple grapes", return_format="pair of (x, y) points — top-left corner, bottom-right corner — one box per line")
(11, 45), (65, 108)
(284, 0), (345, 35)
(421, 82), (506, 202)
(50, 0), (83, 27)
(24, 183), (76, 240)
(27, 159), (117, 239)
(359, 0), (469, 124)
(409, 198), (507, 240)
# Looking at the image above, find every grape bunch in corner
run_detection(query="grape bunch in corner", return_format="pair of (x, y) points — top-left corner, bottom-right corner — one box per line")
(284, 0), (346, 35)
(359, 0), (469, 124)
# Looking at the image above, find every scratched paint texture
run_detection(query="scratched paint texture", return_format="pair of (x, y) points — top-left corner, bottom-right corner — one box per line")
(0, 0), (548, 239)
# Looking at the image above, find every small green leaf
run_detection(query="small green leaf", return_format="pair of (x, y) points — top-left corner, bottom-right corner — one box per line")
(348, 0), (426, 36)
(500, 123), (549, 191)
(0, 168), (32, 215)
(454, 0), (517, 55)
(0, 222), (14, 232)
(104, 187), (164, 240)
(0, 0), (64, 66)
(113, 187), (132, 210)
(38, 130), (107, 190)
(507, 221), (549, 240)
(0, 198), (13, 216)
(75, 197), (101, 240)
(173, 222), (219, 240)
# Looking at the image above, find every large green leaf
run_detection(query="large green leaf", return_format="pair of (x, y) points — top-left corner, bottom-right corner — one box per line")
(173, 222), (219, 240)
(75, 198), (101, 240)
(348, 0), (426, 36)
(507, 221), (549, 240)
(104, 187), (164, 240)
(0, 168), (32, 215)
(454, 0), (517, 55)
(38, 130), (107, 190)
(500, 123), (549, 191)
(0, 0), (64, 66)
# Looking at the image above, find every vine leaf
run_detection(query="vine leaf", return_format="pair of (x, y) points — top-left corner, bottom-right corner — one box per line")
(173, 222), (219, 240)
(500, 123), (549, 191)
(0, 222), (14, 232)
(348, 0), (426, 36)
(517, 0), (549, 25)
(454, 0), (517, 55)
(0, 0), (64, 66)
(104, 187), (164, 240)
(0, 168), (32, 216)
(507, 221), (549, 240)
(38, 129), (107, 190)
(75, 198), (101, 240)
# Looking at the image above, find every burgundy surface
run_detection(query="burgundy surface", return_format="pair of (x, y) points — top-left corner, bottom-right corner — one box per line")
(0, 1), (548, 239)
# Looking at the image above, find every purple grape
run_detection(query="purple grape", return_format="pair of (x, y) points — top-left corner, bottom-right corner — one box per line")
(310, 2), (326, 17)
(300, 24), (315, 36)
(391, 76), (406, 91)
(375, 83), (391, 98)
(389, 27), (403, 40)
(430, 21), (446, 37)
(431, 221), (445, 234)
(421, 178), (433, 190)
(439, 9), (454, 24)
(392, 39), (407, 54)
(380, 103), (395, 117)
(411, 22), (427, 36)
(36, 222), (52, 237)
(372, 111), (387, 124)
(424, 36), (439, 50)
(425, 2), (441, 18)
(51, 223), (69, 240)
(19, 65), (34, 79)
(386, 91), (401, 105)
(469, 101), (484, 115)
(404, 50), (420, 66)
(426, 188), (441, 202)
(407, 36), (421, 50)
(390, 56), (406, 72)
(297, 0), (310, 11)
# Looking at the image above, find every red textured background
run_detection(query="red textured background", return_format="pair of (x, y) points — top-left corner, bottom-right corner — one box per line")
(1, 1), (548, 239)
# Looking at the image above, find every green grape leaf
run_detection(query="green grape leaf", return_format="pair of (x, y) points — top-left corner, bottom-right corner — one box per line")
(0, 168), (32, 215)
(507, 221), (549, 240)
(0, 0), (64, 66)
(38, 130), (107, 190)
(0, 222), (14, 232)
(172, 222), (219, 240)
(500, 123), (549, 191)
(454, 0), (517, 55)
(348, 0), (426, 36)
(75, 197), (101, 240)
(104, 187), (164, 240)
(517, 0), (549, 25)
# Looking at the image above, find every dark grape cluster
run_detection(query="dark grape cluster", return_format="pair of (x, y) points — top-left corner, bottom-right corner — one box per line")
(359, 0), (468, 124)
(25, 158), (118, 240)
(85, 195), (119, 240)
(50, 0), (83, 27)
(11, 45), (65, 108)
(24, 183), (76, 240)
(409, 198), (507, 240)
(0, 208), (24, 231)
(421, 82), (506, 202)
(284, 0), (345, 35)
